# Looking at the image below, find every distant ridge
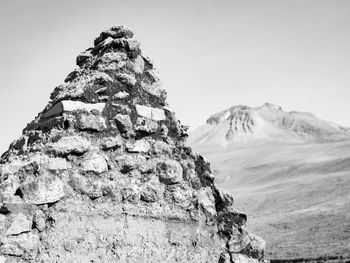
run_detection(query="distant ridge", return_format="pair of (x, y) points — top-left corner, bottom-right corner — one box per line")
(190, 103), (350, 149)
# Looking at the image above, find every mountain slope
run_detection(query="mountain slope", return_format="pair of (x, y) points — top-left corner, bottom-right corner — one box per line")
(188, 103), (350, 260)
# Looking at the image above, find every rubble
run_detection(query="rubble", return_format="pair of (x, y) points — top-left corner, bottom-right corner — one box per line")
(0, 26), (266, 262)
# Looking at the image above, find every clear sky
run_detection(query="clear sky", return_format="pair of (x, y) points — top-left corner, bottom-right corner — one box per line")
(0, 0), (350, 153)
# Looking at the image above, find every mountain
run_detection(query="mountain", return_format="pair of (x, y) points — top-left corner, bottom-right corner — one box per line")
(0, 26), (266, 263)
(189, 103), (350, 260)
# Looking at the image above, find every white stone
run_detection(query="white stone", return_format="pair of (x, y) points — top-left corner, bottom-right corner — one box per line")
(135, 105), (165, 121)
(44, 101), (106, 118)
(47, 158), (71, 171)
(6, 213), (32, 236)
(82, 153), (108, 174)
(0, 256), (6, 263)
(230, 253), (261, 263)
(126, 139), (151, 153)
(114, 91), (129, 99)
(128, 55), (144, 74)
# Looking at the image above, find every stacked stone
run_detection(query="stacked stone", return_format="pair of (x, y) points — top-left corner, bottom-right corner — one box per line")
(0, 26), (265, 263)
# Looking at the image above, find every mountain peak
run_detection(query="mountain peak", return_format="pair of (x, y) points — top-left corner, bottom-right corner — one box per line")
(193, 104), (350, 147)
(261, 102), (282, 110)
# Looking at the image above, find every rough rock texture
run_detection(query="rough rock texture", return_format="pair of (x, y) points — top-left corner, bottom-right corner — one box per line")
(0, 26), (266, 263)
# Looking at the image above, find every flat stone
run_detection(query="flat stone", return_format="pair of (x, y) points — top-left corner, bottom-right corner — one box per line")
(20, 175), (65, 205)
(43, 101), (106, 118)
(47, 157), (70, 171)
(46, 135), (91, 156)
(82, 153), (108, 174)
(126, 139), (151, 153)
(77, 113), (107, 132)
(229, 254), (261, 263)
(6, 213), (32, 236)
(135, 105), (165, 121)
(114, 114), (133, 134)
(157, 159), (183, 185)
(114, 91), (129, 99)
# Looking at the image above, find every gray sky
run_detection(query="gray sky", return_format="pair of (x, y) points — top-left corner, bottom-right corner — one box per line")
(0, 0), (350, 153)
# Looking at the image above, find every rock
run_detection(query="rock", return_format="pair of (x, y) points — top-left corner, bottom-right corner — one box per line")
(115, 73), (136, 87)
(115, 154), (147, 173)
(157, 159), (183, 185)
(94, 25), (134, 46)
(82, 153), (108, 174)
(127, 55), (144, 74)
(95, 52), (127, 71)
(6, 213), (32, 236)
(33, 210), (46, 232)
(198, 187), (216, 217)
(46, 135), (91, 156)
(229, 254), (261, 263)
(63, 240), (77, 252)
(140, 69), (167, 99)
(135, 117), (158, 134)
(140, 184), (161, 202)
(121, 185), (140, 203)
(0, 173), (20, 201)
(77, 113), (107, 131)
(160, 124), (169, 136)
(47, 157), (71, 171)
(0, 256), (6, 263)
(248, 234), (266, 259)
(114, 114), (133, 134)
(100, 135), (123, 150)
(135, 104), (166, 121)
(76, 50), (93, 67)
(126, 139), (151, 153)
(43, 100), (106, 118)
(0, 214), (6, 232)
(20, 175), (65, 204)
(113, 91), (129, 99)
(69, 173), (103, 199)
(218, 206), (247, 232)
(218, 253), (231, 263)
(0, 231), (40, 259)
(153, 140), (172, 155)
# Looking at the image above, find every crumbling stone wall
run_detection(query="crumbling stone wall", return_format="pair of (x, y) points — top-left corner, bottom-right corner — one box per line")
(0, 26), (265, 263)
